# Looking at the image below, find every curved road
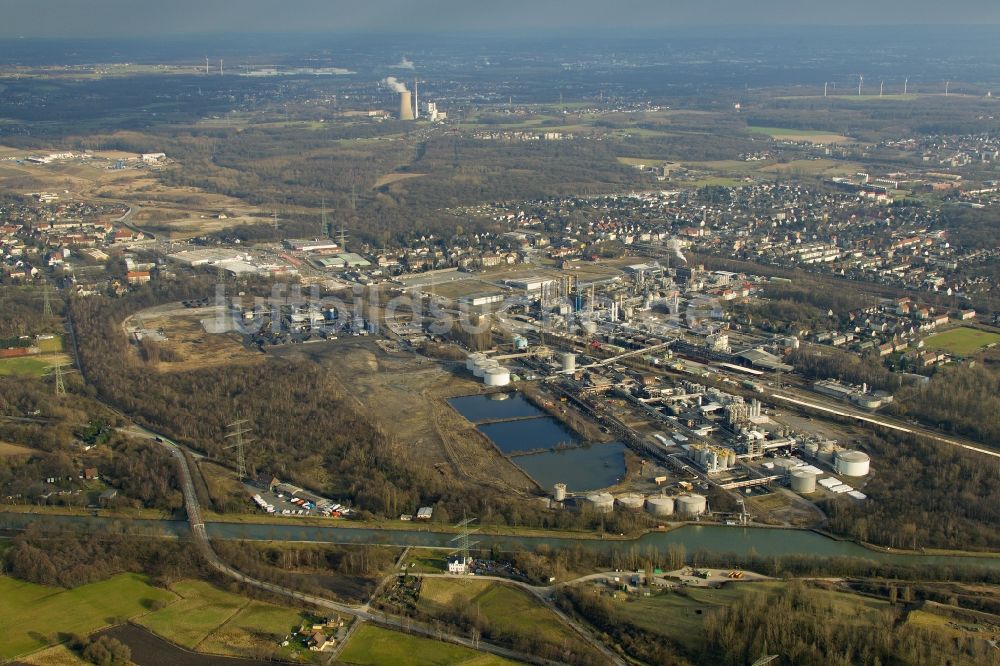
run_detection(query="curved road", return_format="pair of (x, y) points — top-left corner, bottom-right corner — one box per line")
(122, 425), (625, 666)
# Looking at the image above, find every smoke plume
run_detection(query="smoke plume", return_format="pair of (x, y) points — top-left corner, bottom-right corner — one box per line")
(382, 76), (408, 93)
(390, 57), (415, 70)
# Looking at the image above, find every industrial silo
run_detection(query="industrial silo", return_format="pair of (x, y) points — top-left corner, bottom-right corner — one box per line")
(484, 367), (511, 387)
(561, 352), (577, 373)
(615, 493), (645, 511)
(790, 469), (818, 494)
(675, 493), (707, 517)
(834, 450), (870, 477)
(553, 483), (567, 502)
(584, 492), (614, 513)
(645, 496), (674, 517)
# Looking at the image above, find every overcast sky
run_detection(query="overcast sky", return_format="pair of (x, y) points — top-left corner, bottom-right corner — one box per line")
(2, 0), (999, 38)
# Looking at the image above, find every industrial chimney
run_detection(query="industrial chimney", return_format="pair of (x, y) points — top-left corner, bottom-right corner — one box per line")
(399, 91), (414, 120)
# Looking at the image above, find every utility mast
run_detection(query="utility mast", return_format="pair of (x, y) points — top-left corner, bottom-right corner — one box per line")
(225, 418), (254, 480)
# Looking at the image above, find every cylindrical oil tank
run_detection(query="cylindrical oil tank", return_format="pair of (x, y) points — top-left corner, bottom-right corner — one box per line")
(645, 496), (674, 517)
(484, 367), (511, 387)
(773, 458), (798, 474)
(473, 359), (498, 378)
(584, 492), (614, 513)
(802, 440), (820, 457)
(581, 320), (598, 335)
(466, 353), (485, 371)
(790, 469), (818, 494)
(616, 493), (645, 511)
(561, 352), (577, 373)
(513, 335), (528, 350)
(835, 450), (870, 477)
(553, 483), (567, 502)
(675, 493), (707, 517)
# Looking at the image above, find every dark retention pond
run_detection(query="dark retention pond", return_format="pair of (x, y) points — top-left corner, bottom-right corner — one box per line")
(447, 392), (544, 422)
(450, 391), (627, 489)
(515, 442), (628, 492)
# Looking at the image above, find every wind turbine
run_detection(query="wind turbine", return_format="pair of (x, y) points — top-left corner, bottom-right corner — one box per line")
(858, 75), (864, 97)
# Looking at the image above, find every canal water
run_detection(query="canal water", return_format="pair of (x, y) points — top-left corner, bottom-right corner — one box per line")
(449, 391), (627, 490)
(4, 513), (998, 570)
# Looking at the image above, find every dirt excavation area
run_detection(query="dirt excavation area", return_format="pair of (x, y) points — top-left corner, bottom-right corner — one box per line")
(276, 339), (538, 495)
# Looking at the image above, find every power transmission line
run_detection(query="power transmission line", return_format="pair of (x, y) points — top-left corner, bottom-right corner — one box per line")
(225, 418), (255, 480)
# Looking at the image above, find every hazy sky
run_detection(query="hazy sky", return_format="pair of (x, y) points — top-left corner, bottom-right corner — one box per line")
(2, 0), (1000, 37)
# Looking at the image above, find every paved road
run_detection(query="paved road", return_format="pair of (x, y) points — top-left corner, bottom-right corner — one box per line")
(122, 425), (619, 665)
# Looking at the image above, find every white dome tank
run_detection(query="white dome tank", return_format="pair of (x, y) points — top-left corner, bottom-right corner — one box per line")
(835, 450), (870, 477)
(675, 493), (707, 517)
(790, 469), (818, 493)
(473, 359), (498, 378)
(615, 493), (645, 511)
(466, 353), (486, 371)
(645, 496), (674, 517)
(484, 367), (511, 386)
(584, 492), (614, 513)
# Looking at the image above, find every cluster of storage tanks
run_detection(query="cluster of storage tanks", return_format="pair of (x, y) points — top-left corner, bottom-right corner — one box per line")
(466, 353), (511, 387)
(800, 440), (871, 477)
(574, 488), (707, 518)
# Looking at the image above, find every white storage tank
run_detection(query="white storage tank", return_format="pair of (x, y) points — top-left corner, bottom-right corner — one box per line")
(484, 367), (511, 386)
(561, 352), (577, 373)
(675, 493), (707, 517)
(616, 493), (645, 511)
(473, 359), (498, 378)
(790, 469), (818, 494)
(802, 440), (820, 458)
(584, 492), (614, 513)
(553, 483), (567, 502)
(466, 353), (485, 371)
(581, 320), (598, 335)
(835, 450), (870, 477)
(645, 496), (674, 517)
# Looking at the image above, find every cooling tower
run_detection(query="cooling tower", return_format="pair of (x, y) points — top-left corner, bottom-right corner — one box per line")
(399, 91), (414, 120)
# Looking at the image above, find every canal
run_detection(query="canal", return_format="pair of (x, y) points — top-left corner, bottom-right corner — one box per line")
(3, 513), (997, 570)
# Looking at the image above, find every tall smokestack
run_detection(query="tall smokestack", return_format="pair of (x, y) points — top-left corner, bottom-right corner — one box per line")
(414, 79), (419, 120)
(399, 91), (414, 120)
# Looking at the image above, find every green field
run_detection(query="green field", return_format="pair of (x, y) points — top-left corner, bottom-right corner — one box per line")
(613, 582), (887, 651)
(418, 579), (578, 646)
(747, 126), (851, 143)
(36, 336), (64, 353)
(923, 327), (1000, 356)
(196, 600), (306, 660)
(135, 579), (248, 649)
(0, 356), (54, 377)
(0, 573), (177, 660)
(338, 624), (520, 666)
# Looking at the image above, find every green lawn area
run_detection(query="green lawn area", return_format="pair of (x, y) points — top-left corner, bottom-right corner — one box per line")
(923, 327), (1000, 356)
(0, 356), (53, 377)
(338, 624), (520, 666)
(747, 126), (851, 143)
(613, 582), (783, 650)
(197, 600), (307, 660)
(0, 573), (177, 660)
(614, 582), (886, 651)
(417, 578), (578, 646)
(36, 336), (64, 353)
(135, 579), (248, 649)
